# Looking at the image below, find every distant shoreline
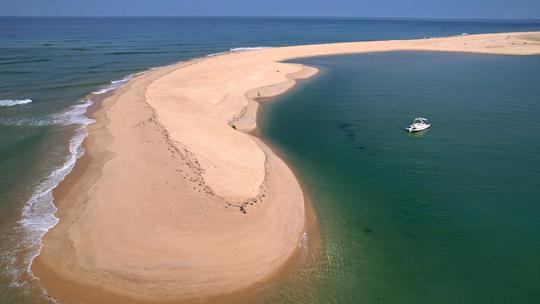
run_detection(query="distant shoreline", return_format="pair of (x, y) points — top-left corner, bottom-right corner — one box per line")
(33, 31), (540, 303)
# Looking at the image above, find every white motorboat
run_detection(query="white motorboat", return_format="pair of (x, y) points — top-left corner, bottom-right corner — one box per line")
(406, 117), (431, 133)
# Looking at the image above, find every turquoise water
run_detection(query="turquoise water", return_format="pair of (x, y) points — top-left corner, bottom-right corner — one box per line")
(261, 52), (540, 303)
(1, 17), (540, 303)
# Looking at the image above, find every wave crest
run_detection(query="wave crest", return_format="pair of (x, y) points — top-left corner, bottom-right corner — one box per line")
(207, 46), (273, 58)
(0, 99), (33, 107)
(92, 74), (134, 95)
(0, 100), (95, 127)
(229, 46), (272, 52)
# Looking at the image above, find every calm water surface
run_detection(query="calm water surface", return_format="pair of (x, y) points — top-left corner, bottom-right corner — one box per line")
(261, 52), (540, 303)
(1, 17), (540, 303)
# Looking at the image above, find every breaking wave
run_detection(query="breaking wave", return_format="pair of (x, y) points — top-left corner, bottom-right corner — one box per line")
(15, 69), (147, 288)
(0, 99), (33, 107)
(8, 73), (141, 295)
(0, 100), (94, 127)
(207, 46), (273, 58)
(4, 98), (95, 297)
(92, 74), (134, 95)
(229, 46), (272, 51)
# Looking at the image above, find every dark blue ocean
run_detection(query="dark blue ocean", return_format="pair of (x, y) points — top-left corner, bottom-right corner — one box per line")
(1, 17), (540, 303)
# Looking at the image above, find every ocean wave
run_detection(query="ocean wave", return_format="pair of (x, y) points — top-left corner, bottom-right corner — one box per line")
(5, 70), (141, 296)
(0, 100), (95, 127)
(1, 73), (137, 127)
(206, 51), (229, 57)
(92, 74), (134, 95)
(54, 100), (96, 126)
(105, 50), (172, 55)
(206, 46), (272, 58)
(229, 46), (272, 51)
(0, 58), (50, 66)
(0, 99), (33, 107)
(20, 122), (89, 281)
(7, 98), (94, 295)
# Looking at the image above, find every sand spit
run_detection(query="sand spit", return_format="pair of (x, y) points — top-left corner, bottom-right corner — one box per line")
(34, 32), (540, 303)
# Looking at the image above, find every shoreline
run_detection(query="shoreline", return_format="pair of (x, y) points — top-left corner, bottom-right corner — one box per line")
(32, 59), (317, 303)
(32, 32), (540, 303)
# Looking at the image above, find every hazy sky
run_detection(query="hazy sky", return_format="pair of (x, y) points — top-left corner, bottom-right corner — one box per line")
(2, 0), (540, 19)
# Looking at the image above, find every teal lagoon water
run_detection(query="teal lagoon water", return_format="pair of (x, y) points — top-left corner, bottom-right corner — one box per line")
(260, 52), (540, 303)
(1, 17), (540, 303)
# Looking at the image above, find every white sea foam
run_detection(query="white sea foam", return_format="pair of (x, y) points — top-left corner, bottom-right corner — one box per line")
(17, 73), (138, 250)
(0, 99), (33, 107)
(6, 72), (139, 299)
(92, 69), (157, 94)
(92, 87), (116, 95)
(20, 125), (86, 250)
(16, 72), (136, 251)
(92, 74), (134, 95)
(207, 46), (272, 58)
(206, 50), (229, 57)
(229, 46), (272, 52)
(1, 73), (136, 127)
(19, 100), (94, 275)
(54, 100), (95, 126)
(299, 232), (309, 254)
(149, 65), (171, 71)
(2, 98), (95, 299)
(0, 100), (95, 127)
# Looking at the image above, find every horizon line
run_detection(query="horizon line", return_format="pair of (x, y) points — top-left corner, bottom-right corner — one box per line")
(1, 15), (539, 21)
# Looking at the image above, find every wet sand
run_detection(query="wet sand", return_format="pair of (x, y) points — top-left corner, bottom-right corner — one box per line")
(33, 32), (540, 303)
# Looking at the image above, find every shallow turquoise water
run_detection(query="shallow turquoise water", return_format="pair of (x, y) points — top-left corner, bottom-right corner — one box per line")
(261, 52), (540, 303)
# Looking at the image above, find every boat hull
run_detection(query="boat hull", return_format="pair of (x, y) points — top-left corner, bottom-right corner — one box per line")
(406, 124), (431, 132)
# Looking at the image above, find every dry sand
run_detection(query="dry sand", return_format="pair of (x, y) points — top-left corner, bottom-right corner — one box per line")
(33, 32), (540, 303)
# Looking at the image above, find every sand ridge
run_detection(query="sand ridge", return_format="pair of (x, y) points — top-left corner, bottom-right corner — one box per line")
(33, 32), (540, 303)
